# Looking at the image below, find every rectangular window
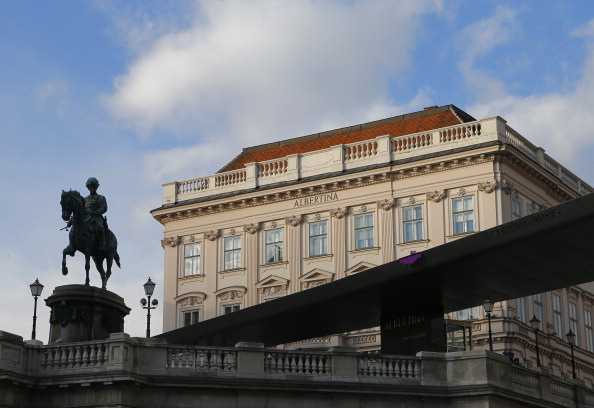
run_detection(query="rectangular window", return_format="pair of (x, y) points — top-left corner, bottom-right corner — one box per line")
(309, 221), (328, 257)
(452, 196), (474, 234)
(265, 228), (284, 263)
(517, 297), (527, 323)
(402, 205), (423, 242)
(223, 304), (240, 315)
(570, 302), (579, 346)
(512, 199), (522, 220)
(553, 293), (563, 338)
(456, 306), (480, 320)
(533, 293), (543, 323)
(183, 242), (201, 276)
(585, 310), (594, 352)
(354, 213), (374, 249)
(183, 310), (200, 327)
(224, 236), (242, 270)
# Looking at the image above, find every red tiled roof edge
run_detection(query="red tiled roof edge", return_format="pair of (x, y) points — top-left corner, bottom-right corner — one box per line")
(218, 104), (475, 173)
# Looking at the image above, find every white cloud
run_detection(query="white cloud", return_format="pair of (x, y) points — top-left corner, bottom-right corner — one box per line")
(104, 0), (443, 145)
(466, 18), (594, 163)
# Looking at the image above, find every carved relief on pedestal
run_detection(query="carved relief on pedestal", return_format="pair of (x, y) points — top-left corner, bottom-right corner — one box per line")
(161, 236), (180, 248)
(204, 230), (220, 241)
(330, 207), (347, 219)
(426, 190), (446, 203)
(478, 180), (497, 194)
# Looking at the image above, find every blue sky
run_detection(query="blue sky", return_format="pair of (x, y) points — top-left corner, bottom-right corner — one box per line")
(1, 0), (594, 341)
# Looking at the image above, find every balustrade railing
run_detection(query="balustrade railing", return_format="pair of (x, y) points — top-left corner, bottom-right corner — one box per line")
(265, 350), (331, 375)
(358, 354), (420, 380)
(510, 365), (539, 391)
(344, 140), (378, 161)
(550, 378), (575, 405)
(166, 346), (237, 372)
(258, 159), (289, 178)
(40, 341), (109, 370)
(161, 116), (590, 204)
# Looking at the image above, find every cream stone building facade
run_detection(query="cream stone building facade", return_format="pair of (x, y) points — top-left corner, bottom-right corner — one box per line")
(151, 105), (594, 384)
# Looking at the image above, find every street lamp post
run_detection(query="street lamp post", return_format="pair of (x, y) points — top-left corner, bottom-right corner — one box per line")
(140, 278), (158, 338)
(530, 315), (541, 367)
(483, 299), (494, 351)
(29, 278), (44, 340)
(567, 329), (577, 379)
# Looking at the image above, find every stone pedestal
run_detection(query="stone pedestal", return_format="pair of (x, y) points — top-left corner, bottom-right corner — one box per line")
(45, 285), (131, 344)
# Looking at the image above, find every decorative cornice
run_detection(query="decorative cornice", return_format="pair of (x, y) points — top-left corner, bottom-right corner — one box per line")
(154, 149), (581, 223)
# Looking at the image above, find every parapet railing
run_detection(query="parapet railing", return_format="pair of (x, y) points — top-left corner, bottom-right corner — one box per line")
(162, 116), (592, 205)
(2, 331), (594, 406)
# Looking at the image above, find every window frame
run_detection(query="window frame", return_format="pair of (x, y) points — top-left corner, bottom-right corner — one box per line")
(182, 309), (200, 327)
(308, 220), (328, 257)
(354, 212), (374, 250)
(402, 204), (424, 243)
(552, 293), (563, 338)
(452, 196), (475, 235)
(183, 242), (202, 277)
(264, 228), (284, 264)
(533, 293), (543, 323)
(511, 199), (522, 220)
(223, 235), (242, 270)
(222, 303), (241, 315)
(570, 301), (579, 347)
(585, 309), (594, 352)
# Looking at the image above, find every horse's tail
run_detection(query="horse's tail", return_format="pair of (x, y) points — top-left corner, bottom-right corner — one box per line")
(115, 252), (121, 268)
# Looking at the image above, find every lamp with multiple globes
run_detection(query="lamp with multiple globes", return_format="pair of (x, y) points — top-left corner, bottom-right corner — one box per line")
(567, 329), (577, 379)
(140, 278), (158, 338)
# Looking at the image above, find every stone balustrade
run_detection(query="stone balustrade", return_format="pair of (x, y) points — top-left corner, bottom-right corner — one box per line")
(161, 116), (592, 206)
(3, 330), (594, 408)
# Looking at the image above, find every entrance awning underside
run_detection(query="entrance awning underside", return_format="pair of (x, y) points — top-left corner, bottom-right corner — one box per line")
(157, 194), (594, 347)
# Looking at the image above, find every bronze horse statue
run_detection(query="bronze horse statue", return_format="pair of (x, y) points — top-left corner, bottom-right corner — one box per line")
(60, 190), (121, 289)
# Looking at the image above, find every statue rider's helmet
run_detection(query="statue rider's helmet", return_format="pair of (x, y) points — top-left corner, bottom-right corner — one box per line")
(86, 177), (99, 188)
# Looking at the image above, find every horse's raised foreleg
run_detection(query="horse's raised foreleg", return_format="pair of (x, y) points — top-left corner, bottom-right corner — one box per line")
(62, 245), (76, 275)
(93, 257), (107, 290)
(84, 254), (91, 286)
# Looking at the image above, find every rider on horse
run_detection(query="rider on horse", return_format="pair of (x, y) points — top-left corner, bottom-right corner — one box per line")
(85, 177), (108, 251)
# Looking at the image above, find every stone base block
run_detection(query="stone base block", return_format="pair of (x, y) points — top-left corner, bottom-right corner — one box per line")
(45, 285), (131, 344)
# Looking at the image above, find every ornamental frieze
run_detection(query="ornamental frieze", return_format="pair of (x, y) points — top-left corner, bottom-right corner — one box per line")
(219, 291), (244, 301)
(301, 279), (330, 291)
(179, 297), (203, 307)
(261, 285), (286, 296)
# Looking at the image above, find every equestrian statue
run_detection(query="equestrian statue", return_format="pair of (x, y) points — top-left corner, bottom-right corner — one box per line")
(60, 177), (121, 289)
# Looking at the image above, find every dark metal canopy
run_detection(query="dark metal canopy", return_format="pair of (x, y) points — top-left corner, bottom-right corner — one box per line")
(157, 194), (594, 347)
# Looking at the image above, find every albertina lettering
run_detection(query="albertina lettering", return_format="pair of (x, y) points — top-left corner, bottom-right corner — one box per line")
(294, 193), (339, 208)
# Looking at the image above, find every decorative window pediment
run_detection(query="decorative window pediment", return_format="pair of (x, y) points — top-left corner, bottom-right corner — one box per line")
(256, 275), (289, 299)
(214, 286), (247, 301)
(345, 261), (376, 276)
(299, 268), (334, 291)
(175, 292), (207, 307)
